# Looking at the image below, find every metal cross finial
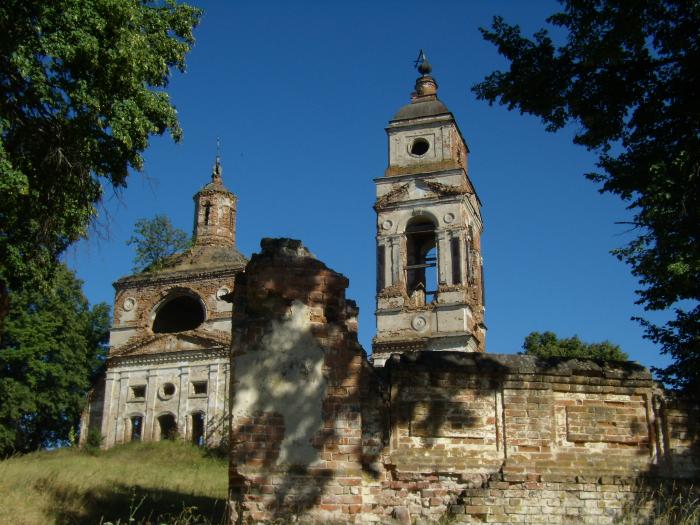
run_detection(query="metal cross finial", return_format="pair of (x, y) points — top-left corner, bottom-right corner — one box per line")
(212, 136), (222, 180)
(414, 49), (432, 76)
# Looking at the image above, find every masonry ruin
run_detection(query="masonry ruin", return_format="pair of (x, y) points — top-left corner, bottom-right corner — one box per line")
(81, 56), (699, 524)
(225, 59), (699, 524)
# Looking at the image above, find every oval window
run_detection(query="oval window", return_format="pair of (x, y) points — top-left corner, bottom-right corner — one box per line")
(410, 138), (430, 156)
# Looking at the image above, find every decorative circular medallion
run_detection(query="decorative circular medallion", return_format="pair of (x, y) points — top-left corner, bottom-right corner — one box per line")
(411, 314), (429, 332)
(443, 213), (455, 224)
(123, 297), (136, 311)
(216, 287), (231, 300)
(381, 220), (393, 231)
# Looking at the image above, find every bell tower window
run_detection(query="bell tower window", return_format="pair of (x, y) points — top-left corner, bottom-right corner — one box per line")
(405, 217), (438, 304)
(203, 202), (211, 225)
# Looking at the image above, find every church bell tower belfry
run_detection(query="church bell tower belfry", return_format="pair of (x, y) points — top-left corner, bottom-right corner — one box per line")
(372, 52), (486, 366)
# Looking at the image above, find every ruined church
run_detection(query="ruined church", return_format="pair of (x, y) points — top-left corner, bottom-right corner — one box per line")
(83, 57), (698, 525)
(81, 158), (245, 447)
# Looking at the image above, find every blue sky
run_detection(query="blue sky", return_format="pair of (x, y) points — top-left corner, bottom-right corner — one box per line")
(68, 0), (671, 371)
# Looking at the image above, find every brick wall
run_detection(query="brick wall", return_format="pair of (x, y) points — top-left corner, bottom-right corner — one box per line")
(228, 240), (699, 524)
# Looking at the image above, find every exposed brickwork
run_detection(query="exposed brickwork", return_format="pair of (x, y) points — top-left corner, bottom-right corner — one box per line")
(228, 240), (699, 524)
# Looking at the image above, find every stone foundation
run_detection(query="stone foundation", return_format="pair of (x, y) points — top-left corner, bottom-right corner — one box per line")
(228, 240), (699, 524)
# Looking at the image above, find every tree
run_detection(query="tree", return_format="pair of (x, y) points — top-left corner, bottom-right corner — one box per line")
(0, 0), (202, 329)
(0, 264), (110, 456)
(127, 214), (190, 272)
(473, 0), (699, 392)
(523, 331), (628, 362)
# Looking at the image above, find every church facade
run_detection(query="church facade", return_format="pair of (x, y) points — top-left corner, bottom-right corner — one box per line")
(81, 159), (246, 447)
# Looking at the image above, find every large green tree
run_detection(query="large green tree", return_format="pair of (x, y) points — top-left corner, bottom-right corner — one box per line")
(522, 331), (628, 362)
(0, 0), (201, 329)
(0, 264), (110, 456)
(127, 214), (190, 272)
(474, 0), (699, 392)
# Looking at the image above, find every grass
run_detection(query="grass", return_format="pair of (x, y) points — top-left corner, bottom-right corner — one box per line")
(0, 440), (228, 525)
(617, 483), (700, 525)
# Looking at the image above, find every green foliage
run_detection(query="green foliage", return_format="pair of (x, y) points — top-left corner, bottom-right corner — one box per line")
(0, 0), (202, 326)
(523, 331), (628, 362)
(127, 214), (191, 272)
(84, 426), (104, 452)
(473, 0), (699, 392)
(0, 264), (110, 456)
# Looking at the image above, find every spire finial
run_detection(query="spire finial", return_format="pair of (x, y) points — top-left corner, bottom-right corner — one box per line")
(212, 137), (222, 182)
(412, 49), (438, 99)
(414, 49), (432, 76)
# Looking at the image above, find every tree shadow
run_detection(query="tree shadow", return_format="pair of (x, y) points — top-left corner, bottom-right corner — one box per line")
(37, 479), (227, 525)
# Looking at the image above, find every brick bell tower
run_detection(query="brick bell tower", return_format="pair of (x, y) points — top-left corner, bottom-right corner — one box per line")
(371, 51), (486, 366)
(193, 153), (237, 248)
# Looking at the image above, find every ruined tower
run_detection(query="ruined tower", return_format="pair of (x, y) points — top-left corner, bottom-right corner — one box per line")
(81, 155), (246, 448)
(372, 53), (486, 366)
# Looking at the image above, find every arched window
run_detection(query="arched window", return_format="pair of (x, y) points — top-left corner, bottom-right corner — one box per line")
(203, 202), (211, 225)
(152, 294), (205, 334)
(405, 216), (438, 304)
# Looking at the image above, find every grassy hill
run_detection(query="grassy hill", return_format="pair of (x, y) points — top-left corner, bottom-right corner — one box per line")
(0, 441), (228, 525)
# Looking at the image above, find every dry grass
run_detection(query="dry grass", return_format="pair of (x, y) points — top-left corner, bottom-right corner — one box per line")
(616, 483), (700, 525)
(0, 440), (228, 525)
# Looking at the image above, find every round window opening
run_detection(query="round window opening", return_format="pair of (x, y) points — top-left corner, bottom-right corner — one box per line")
(153, 294), (205, 334)
(159, 383), (176, 400)
(410, 138), (430, 156)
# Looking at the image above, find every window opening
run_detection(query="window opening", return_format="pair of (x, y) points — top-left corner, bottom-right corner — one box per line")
(410, 138), (430, 156)
(131, 385), (146, 400)
(191, 381), (207, 395)
(405, 218), (438, 305)
(203, 202), (211, 225)
(191, 412), (205, 446)
(160, 382), (176, 398)
(130, 416), (143, 441)
(376, 245), (386, 292)
(158, 414), (177, 440)
(451, 237), (462, 285)
(153, 294), (205, 334)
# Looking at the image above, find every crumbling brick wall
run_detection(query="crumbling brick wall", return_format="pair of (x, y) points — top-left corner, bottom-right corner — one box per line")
(228, 239), (371, 524)
(229, 239), (699, 525)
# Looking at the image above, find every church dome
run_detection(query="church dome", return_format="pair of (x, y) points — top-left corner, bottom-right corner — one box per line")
(392, 99), (450, 121)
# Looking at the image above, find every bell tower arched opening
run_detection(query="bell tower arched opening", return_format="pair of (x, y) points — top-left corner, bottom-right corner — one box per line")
(405, 216), (438, 305)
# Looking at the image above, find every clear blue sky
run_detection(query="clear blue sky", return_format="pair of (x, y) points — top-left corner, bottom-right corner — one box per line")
(68, 0), (671, 372)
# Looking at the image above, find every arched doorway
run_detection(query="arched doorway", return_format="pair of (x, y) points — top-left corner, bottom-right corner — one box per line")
(191, 412), (205, 446)
(157, 413), (178, 440)
(130, 415), (143, 442)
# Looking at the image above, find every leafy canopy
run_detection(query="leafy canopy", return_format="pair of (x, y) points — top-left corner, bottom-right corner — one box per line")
(0, 264), (110, 456)
(523, 331), (628, 362)
(473, 0), (699, 392)
(0, 0), (201, 326)
(127, 214), (190, 272)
